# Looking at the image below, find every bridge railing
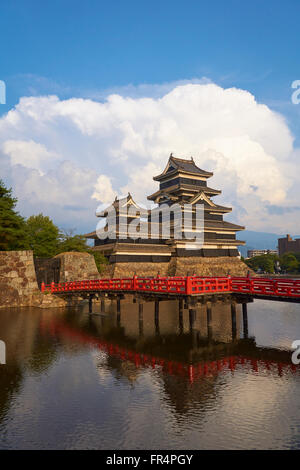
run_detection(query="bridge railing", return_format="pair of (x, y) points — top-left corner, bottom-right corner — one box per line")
(231, 277), (300, 298)
(40, 275), (300, 298)
(188, 276), (231, 295)
(41, 275), (233, 295)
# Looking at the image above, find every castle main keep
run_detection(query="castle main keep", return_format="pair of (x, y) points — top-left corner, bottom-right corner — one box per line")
(85, 155), (248, 277)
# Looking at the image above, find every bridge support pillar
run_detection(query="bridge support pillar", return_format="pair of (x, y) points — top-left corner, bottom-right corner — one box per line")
(154, 300), (160, 334)
(231, 302), (237, 340)
(189, 309), (196, 331)
(138, 301), (144, 335)
(242, 303), (248, 338)
(117, 297), (121, 324)
(88, 294), (94, 314)
(138, 301), (143, 317)
(188, 298), (197, 332)
(192, 329), (201, 349)
(178, 299), (183, 333)
(101, 298), (105, 313)
(206, 302), (212, 340)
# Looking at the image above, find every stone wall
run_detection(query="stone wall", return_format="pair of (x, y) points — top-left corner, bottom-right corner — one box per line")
(0, 250), (39, 308)
(0, 250), (66, 309)
(54, 252), (100, 282)
(0, 251), (100, 309)
(102, 261), (170, 278)
(101, 256), (251, 278)
(168, 256), (252, 276)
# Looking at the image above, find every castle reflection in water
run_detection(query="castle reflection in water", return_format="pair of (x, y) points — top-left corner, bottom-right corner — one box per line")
(0, 299), (299, 449)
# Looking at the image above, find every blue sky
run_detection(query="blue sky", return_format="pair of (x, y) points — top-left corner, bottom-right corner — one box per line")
(1, 0), (300, 126)
(0, 0), (300, 235)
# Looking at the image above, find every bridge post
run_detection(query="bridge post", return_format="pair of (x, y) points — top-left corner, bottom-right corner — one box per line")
(178, 299), (183, 333)
(186, 276), (193, 295)
(189, 308), (196, 331)
(192, 329), (200, 349)
(117, 297), (121, 324)
(242, 303), (248, 338)
(138, 300), (144, 336)
(206, 302), (212, 340)
(138, 300), (143, 317)
(188, 299), (196, 331)
(231, 302), (237, 340)
(88, 294), (94, 314)
(154, 300), (160, 334)
(101, 297), (105, 313)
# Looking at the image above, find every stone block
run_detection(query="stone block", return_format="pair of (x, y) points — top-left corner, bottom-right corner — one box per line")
(7, 271), (18, 278)
(55, 252), (100, 282)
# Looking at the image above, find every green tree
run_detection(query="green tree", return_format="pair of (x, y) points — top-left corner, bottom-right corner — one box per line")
(291, 252), (300, 272)
(0, 180), (28, 250)
(57, 230), (88, 253)
(280, 253), (299, 273)
(91, 250), (108, 273)
(245, 253), (278, 274)
(25, 214), (60, 257)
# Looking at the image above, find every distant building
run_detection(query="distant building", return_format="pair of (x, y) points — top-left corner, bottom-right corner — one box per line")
(247, 249), (278, 258)
(278, 234), (300, 257)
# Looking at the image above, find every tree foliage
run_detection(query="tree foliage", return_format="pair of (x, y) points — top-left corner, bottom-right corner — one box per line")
(91, 250), (108, 273)
(245, 252), (300, 274)
(56, 230), (88, 253)
(245, 253), (279, 274)
(280, 253), (299, 273)
(0, 180), (28, 251)
(25, 214), (61, 258)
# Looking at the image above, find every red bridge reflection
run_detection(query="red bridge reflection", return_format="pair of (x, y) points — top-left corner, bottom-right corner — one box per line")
(40, 318), (299, 383)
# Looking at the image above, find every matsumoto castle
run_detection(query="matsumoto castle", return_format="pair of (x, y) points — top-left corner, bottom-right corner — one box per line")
(85, 155), (247, 277)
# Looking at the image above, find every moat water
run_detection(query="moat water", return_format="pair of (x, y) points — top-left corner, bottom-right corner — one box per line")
(0, 297), (299, 450)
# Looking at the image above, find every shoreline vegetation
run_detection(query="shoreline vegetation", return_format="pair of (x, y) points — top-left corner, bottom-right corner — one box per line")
(243, 252), (300, 275)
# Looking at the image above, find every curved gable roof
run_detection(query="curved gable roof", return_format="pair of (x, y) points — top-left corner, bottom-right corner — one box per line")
(153, 155), (213, 181)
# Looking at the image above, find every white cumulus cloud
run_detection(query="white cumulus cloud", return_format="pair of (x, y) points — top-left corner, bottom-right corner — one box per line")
(92, 174), (116, 204)
(0, 81), (299, 234)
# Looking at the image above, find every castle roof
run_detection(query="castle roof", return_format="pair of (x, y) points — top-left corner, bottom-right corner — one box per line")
(153, 155), (213, 181)
(96, 193), (148, 217)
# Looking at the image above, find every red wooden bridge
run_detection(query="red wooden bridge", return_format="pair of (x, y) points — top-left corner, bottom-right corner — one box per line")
(41, 275), (300, 302)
